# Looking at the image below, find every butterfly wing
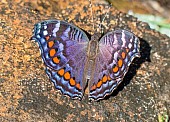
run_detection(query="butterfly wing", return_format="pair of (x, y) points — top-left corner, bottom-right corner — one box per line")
(89, 29), (140, 101)
(32, 20), (89, 100)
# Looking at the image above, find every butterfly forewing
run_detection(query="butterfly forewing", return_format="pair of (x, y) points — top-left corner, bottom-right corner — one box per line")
(32, 20), (89, 100)
(89, 29), (140, 101)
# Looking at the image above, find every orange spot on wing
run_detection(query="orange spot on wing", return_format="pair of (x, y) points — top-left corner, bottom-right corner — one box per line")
(48, 41), (54, 48)
(113, 66), (119, 73)
(118, 59), (123, 68)
(57, 68), (65, 76)
(45, 36), (50, 41)
(97, 80), (102, 88)
(70, 78), (76, 86)
(49, 49), (56, 57)
(102, 75), (107, 83)
(91, 84), (96, 91)
(121, 52), (126, 59)
(107, 76), (111, 81)
(64, 72), (71, 80)
(76, 83), (81, 90)
(53, 57), (60, 64)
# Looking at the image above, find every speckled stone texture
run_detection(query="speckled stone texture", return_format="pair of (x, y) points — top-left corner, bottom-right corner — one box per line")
(0, 0), (169, 121)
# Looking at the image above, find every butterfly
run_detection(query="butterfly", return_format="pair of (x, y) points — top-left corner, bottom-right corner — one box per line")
(31, 20), (140, 101)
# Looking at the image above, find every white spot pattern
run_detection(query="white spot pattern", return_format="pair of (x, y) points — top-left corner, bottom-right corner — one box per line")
(53, 22), (60, 37)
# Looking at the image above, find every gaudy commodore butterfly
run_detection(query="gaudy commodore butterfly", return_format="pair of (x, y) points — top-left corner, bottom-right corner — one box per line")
(31, 2), (140, 101)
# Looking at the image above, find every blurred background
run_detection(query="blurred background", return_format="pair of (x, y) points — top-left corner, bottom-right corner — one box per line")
(29, 0), (170, 37)
(107, 0), (170, 37)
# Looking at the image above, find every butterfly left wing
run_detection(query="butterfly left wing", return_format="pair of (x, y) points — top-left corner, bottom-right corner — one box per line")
(89, 29), (140, 101)
(32, 20), (89, 100)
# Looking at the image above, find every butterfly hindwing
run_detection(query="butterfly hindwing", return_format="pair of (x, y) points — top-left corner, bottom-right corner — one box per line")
(32, 20), (89, 100)
(89, 29), (140, 101)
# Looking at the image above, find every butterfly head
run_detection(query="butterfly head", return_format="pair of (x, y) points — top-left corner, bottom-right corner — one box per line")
(91, 33), (101, 42)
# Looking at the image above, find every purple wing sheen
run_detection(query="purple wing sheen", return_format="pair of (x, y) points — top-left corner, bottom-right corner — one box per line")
(89, 29), (140, 101)
(32, 20), (89, 100)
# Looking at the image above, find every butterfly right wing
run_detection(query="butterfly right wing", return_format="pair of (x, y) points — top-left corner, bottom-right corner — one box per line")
(32, 20), (89, 100)
(89, 29), (140, 101)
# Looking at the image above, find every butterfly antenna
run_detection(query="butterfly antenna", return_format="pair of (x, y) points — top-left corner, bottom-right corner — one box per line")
(98, 3), (112, 34)
(89, 0), (95, 33)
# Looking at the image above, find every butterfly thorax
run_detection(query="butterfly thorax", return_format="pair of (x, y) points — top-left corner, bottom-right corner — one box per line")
(87, 34), (100, 59)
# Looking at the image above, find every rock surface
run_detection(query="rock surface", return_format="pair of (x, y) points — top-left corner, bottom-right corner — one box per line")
(0, 0), (169, 121)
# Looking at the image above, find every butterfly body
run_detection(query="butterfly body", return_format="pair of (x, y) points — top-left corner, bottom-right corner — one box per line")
(32, 20), (140, 101)
(87, 39), (99, 59)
